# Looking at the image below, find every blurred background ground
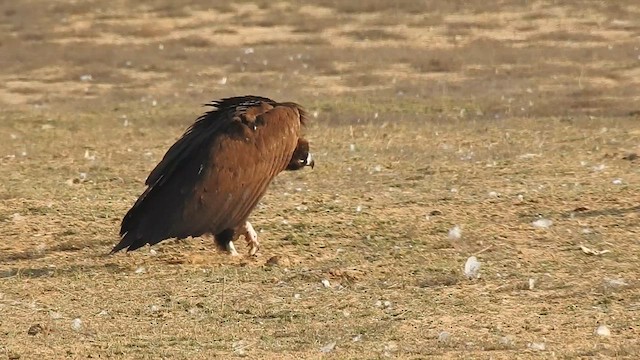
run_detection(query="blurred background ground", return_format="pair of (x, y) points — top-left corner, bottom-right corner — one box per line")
(0, 1), (639, 359)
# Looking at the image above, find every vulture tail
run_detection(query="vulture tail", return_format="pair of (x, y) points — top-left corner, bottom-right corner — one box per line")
(111, 174), (200, 253)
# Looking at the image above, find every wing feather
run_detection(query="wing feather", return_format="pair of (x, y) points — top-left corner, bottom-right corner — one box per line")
(145, 95), (273, 186)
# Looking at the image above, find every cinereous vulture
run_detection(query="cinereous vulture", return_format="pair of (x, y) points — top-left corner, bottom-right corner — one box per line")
(111, 95), (314, 256)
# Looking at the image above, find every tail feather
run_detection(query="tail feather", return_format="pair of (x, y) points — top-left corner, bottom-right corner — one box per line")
(111, 181), (193, 253)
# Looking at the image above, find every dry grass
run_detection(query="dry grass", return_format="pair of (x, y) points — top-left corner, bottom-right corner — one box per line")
(1, 0), (640, 359)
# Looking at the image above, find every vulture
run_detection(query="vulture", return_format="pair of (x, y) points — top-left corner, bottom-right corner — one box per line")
(111, 95), (314, 256)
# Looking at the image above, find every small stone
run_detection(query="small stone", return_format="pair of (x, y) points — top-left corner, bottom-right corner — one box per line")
(532, 218), (552, 229)
(10, 213), (24, 222)
(321, 279), (331, 288)
(49, 311), (63, 320)
(448, 225), (462, 240)
(528, 342), (545, 351)
(320, 341), (336, 353)
(594, 325), (611, 337)
(579, 245), (610, 256)
(266, 255), (290, 267)
(383, 342), (398, 354)
(604, 278), (628, 288)
(27, 324), (44, 336)
(464, 256), (481, 279)
(438, 331), (451, 343)
(528, 278), (536, 290)
(232, 340), (248, 357)
(71, 318), (82, 332)
(134, 266), (146, 274)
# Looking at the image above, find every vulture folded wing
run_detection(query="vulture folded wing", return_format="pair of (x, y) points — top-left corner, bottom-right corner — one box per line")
(181, 105), (302, 237)
(146, 108), (228, 187)
(145, 96), (275, 187)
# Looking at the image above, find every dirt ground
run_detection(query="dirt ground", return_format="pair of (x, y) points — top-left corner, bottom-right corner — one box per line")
(1, 1), (639, 359)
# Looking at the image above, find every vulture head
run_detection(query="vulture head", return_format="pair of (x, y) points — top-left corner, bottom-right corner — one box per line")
(287, 139), (315, 170)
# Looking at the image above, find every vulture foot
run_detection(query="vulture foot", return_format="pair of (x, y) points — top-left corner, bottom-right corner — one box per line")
(242, 221), (260, 256)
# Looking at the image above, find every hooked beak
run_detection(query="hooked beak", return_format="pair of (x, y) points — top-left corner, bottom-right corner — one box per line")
(306, 153), (315, 169)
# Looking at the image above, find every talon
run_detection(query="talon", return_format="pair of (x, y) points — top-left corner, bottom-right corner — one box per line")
(249, 244), (259, 256)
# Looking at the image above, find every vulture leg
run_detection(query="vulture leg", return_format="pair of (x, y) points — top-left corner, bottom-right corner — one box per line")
(214, 228), (239, 256)
(241, 221), (260, 256)
(227, 241), (239, 256)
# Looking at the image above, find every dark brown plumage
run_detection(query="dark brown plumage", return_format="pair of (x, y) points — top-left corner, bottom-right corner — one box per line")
(112, 95), (314, 255)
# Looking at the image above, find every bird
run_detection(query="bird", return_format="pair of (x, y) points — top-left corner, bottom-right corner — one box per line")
(111, 95), (314, 256)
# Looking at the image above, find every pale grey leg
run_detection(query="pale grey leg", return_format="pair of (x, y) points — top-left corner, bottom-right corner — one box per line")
(226, 240), (239, 256)
(242, 221), (260, 256)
